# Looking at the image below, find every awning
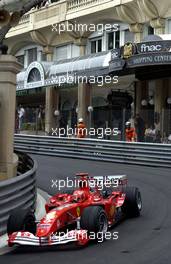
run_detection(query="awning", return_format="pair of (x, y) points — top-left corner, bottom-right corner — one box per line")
(49, 51), (111, 76)
(17, 51), (111, 91)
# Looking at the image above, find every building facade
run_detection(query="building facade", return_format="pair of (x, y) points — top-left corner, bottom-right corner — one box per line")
(5, 0), (171, 141)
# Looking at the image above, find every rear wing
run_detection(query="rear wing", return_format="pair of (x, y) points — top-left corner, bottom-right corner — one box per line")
(89, 175), (127, 189)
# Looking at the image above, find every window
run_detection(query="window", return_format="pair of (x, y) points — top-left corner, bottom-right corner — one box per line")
(148, 26), (154, 35)
(56, 45), (68, 60)
(28, 48), (37, 65)
(107, 31), (120, 50)
(28, 68), (41, 83)
(90, 39), (102, 53)
(71, 44), (80, 58)
(16, 55), (24, 66)
(124, 29), (134, 43)
(168, 20), (171, 33)
(41, 51), (47, 61)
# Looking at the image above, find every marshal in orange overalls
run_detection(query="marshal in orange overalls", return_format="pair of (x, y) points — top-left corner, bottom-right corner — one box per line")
(77, 119), (86, 138)
(125, 127), (136, 142)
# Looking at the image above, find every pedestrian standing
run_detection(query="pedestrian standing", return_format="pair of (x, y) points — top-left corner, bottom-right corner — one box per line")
(15, 109), (19, 133)
(18, 105), (25, 131)
(135, 114), (145, 142)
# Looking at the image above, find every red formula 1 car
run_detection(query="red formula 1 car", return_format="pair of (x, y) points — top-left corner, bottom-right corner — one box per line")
(7, 173), (142, 247)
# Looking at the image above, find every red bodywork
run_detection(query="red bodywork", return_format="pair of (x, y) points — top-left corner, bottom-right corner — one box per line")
(8, 173), (127, 247)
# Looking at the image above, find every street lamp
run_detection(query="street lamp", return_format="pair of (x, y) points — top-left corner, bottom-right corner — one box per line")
(141, 99), (148, 106)
(167, 97), (171, 105)
(54, 109), (60, 130)
(88, 106), (93, 113)
(54, 110), (60, 117)
(149, 98), (154, 106)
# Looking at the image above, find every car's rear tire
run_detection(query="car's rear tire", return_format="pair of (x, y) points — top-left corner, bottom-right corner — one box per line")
(7, 208), (36, 235)
(80, 206), (108, 234)
(122, 186), (142, 217)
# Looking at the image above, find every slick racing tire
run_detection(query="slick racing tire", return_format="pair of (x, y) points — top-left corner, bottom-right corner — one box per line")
(80, 206), (108, 234)
(122, 186), (142, 217)
(7, 208), (36, 235)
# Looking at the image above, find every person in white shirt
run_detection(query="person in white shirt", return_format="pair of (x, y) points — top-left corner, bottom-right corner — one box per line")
(18, 105), (25, 131)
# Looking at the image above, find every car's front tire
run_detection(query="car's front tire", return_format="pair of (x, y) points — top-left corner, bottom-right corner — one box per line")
(7, 208), (36, 235)
(80, 206), (108, 234)
(122, 186), (142, 217)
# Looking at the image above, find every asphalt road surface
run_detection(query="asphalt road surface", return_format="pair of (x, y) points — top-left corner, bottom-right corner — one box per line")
(1, 155), (171, 264)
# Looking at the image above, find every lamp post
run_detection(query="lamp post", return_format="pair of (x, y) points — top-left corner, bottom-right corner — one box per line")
(54, 109), (60, 131)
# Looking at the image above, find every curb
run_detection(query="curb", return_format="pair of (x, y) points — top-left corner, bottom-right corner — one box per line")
(0, 189), (49, 255)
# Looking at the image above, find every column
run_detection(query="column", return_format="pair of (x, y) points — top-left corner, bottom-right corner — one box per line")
(45, 87), (59, 134)
(129, 23), (144, 43)
(150, 18), (165, 35)
(76, 38), (92, 128)
(43, 46), (60, 134)
(0, 55), (22, 180)
(135, 80), (148, 121)
(78, 82), (92, 128)
(154, 79), (166, 132)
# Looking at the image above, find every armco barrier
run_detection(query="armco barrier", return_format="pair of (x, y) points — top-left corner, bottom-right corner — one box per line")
(14, 134), (171, 168)
(0, 152), (37, 235)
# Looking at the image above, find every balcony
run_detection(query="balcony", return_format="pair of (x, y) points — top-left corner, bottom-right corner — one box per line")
(6, 0), (133, 38)
(6, 1), (67, 38)
(67, 0), (120, 19)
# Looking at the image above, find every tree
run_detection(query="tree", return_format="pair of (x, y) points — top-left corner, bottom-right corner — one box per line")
(0, 0), (47, 44)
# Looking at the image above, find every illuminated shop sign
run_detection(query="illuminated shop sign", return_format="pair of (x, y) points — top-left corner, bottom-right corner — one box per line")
(111, 40), (171, 60)
(137, 41), (171, 54)
(110, 40), (171, 71)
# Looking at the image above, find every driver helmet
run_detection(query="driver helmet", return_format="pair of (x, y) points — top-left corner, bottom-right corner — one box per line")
(73, 190), (86, 202)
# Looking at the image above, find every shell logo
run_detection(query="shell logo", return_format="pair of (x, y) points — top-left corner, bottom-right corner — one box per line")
(76, 207), (81, 217)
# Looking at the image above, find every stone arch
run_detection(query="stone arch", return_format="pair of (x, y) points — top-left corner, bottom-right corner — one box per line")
(9, 41), (35, 56)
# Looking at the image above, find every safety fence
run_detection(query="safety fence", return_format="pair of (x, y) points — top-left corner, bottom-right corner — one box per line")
(0, 152), (37, 235)
(14, 134), (171, 168)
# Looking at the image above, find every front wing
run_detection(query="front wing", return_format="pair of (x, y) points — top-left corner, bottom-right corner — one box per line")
(8, 230), (89, 247)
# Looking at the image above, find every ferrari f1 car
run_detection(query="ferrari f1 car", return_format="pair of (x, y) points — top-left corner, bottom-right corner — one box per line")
(7, 173), (142, 247)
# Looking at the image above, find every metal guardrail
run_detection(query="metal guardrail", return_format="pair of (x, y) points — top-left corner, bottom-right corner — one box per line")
(14, 134), (171, 168)
(0, 152), (37, 236)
